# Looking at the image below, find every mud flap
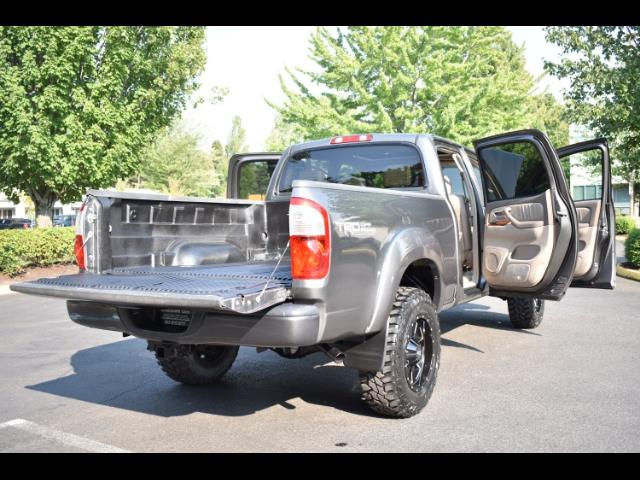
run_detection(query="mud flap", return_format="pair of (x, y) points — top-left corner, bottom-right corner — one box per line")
(343, 329), (387, 372)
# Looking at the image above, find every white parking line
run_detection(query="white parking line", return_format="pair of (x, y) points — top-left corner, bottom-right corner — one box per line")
(0, 419), (130, 453)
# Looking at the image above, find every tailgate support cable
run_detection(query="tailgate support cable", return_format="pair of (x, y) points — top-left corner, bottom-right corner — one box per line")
(257, 240), (290, 304)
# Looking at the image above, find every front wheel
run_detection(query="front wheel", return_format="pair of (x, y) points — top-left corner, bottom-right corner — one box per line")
(359, 287), (441, 418)
(507, 297), (544, 329)
(153, 344), (239, 385)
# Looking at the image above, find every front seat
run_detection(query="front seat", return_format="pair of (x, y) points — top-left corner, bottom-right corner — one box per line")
(444, 176), (473, 269)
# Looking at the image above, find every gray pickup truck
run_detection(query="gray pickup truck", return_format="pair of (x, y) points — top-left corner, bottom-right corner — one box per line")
(12, 130), (615, 418)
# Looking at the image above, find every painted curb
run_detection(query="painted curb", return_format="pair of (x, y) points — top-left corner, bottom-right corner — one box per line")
(617, 265), (640, 282)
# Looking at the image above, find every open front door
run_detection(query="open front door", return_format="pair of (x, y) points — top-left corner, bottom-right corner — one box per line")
(473, 129), (578, 301)
(227, 153), (281, 200)
(557, 139), (615, 289)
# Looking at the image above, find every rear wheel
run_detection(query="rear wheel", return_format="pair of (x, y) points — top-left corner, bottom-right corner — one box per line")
(152, 344), (239, 385)
(359, 287), (441, 418)
(507, 297), (544, 329)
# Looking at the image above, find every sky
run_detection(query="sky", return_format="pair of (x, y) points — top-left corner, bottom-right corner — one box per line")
(181, 26), (570, 152)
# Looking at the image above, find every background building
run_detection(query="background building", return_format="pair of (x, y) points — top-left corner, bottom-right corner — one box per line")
(567, 125), (637, 217)
(0, 193), (82, 220)
(0, 193), (27, 219)
(569, 160), (635, 216)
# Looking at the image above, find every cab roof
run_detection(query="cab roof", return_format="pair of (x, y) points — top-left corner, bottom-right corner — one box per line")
(288, 133), (476, 157)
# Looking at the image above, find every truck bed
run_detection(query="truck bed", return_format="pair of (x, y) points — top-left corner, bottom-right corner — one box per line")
(10, 261), (292, 314)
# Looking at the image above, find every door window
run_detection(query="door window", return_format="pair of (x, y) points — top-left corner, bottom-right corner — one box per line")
(237, 160), (277, 200)
(478, 141), (550, 202)
(560, 148), (604, 202)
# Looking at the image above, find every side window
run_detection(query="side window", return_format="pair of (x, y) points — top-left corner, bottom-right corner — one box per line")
(237, 161), (277, 200)
(478, 141), (550, 202)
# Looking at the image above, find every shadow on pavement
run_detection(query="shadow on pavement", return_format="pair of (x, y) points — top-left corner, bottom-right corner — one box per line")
(438, 302), (541, 353)
(26, 302), (527, 418)
(27, 340), (372, 418)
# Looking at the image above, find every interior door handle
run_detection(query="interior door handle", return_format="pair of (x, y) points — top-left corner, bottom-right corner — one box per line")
(503, 207), (544, 229)
(489, 209), (510, 226)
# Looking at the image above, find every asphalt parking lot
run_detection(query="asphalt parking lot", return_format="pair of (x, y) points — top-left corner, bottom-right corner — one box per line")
(1, 276), (639, 452)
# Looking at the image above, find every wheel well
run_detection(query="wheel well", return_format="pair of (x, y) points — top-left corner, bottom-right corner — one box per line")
(399, 259), (438, 302)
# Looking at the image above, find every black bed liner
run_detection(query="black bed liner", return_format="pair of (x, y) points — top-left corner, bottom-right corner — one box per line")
(10, 261), (292, 314)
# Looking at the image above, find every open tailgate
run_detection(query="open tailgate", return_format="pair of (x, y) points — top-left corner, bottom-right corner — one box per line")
(10, 261), (291, 314)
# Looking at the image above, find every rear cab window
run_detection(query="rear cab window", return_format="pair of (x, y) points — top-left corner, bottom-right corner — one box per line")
(278, 143), (425, 194)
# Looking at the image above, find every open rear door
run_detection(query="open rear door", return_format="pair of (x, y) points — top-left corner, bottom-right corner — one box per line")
(227, 153), (281, 200)
(474, 129), (578, 301)
(557, 139), (615, 289)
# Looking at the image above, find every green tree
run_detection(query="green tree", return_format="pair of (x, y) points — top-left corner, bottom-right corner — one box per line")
(210, 140), (228, 197)
(225, 115), (249, 158)
(209, 115), (249, 197)
(544, 26), (640, 215)
(264, 114), (304, 151)
(0, 26), (206, 224)
(269, 26), (568, 148)
(133, 122), (216, 197)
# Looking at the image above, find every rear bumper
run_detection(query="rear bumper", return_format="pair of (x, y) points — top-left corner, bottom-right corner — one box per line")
(67, 301), (321, 347)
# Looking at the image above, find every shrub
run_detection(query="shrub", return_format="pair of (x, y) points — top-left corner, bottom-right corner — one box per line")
(0, 227), (76, 276)
(616, 215), (637, 235)
(625, 228), (640, 268)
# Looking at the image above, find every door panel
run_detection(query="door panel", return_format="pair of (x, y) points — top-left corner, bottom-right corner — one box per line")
(574, 199), (602, 277)
(557, 139), (615, 289)
(484, 191), (554, 288)
(474, 129), (578, 300)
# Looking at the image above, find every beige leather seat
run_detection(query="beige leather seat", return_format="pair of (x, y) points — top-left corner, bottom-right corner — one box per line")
(444, 176), (473, 268)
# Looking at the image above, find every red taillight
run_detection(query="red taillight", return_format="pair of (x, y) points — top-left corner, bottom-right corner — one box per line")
(289, 197), (330, 280)
(74, 234), (85, 270)
(330, 134), (373, 144)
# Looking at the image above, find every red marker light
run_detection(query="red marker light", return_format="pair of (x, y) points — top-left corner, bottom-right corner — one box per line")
(330, 134), (373, 144)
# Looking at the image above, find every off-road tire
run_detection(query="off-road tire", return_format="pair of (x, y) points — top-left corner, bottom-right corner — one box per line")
(507, 297), (544, 329)
(154, 345), (239, 385)
(359, 287), (441, 418)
